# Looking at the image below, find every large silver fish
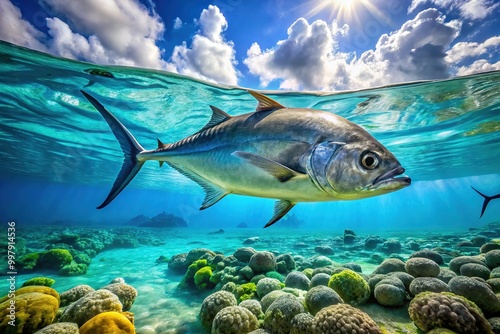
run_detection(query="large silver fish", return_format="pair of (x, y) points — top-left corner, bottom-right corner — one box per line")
(81, 90), (411, 227)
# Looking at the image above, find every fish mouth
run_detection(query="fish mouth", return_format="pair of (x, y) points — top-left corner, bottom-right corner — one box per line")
(370, 166), (412, 190)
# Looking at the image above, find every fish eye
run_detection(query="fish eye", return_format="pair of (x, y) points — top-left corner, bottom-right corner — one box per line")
(361, 152), (379, 170)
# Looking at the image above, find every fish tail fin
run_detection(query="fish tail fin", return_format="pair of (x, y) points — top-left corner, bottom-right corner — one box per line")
(471, 186), (492, 218)
(81, 91), (145, 209)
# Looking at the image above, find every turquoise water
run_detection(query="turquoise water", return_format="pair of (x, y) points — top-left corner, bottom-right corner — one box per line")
(0, 40), (500, 333)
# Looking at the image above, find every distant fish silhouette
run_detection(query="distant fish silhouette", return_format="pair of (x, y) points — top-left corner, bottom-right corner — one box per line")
(472, 186), (500, 217)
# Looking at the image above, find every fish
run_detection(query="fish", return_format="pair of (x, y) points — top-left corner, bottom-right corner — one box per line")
(472, 187), (500, 218)
(80, 90), (411, 227)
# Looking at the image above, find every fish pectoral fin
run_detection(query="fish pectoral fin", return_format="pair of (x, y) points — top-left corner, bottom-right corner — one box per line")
(265, 200), (296, 228)
(232, 151), (306, 183)
(166, 162), (228, 210)
(199, 106), (232, 132)
(248, 90), (285, 112)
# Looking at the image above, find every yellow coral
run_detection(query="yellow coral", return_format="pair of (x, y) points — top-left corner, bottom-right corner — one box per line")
(0, 286), (60, 304)
(0, 292), (59, 334)
(80, 311), (135, 334)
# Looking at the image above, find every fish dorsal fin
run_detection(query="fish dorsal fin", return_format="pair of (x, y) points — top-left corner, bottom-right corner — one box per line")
(265, 200), (296, 228)
(199, 106), (232, 132)
(157, 138), (168, 149)
(248, 90), (285, 112)
(232, 151), (306, 182)
(166, 162), (228, 209)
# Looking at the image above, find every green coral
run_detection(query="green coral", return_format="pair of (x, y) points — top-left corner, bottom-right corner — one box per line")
(59, 262), (88, 276)
(327, 269), (370, 305)
(236, 283), (257, 302)
(194, 267), (213, 289)
(22, 277), (55, 287)
(179, 259), (211, 289)
(39, 249), (73, 269)
(302, 268), (314, 279)
(265, 271), (285, 282)
(19, 252), (40, 270)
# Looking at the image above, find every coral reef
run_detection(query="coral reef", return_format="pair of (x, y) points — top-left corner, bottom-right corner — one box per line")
(327, 269), (370, 305)
(79, 311), (135, 334)
(199, 291), (238, 330)
(211, 306), (259, 334)
(311, 304), (381, 333)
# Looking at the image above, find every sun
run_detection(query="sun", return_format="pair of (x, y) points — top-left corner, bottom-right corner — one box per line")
(305, 0), (381, 25)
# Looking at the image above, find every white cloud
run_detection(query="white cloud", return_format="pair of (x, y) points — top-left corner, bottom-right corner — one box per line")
(408, 0), (498, 20)
(456, 59), (500, 76)
(173, 17), (182, 30)
(166, 5), (238, 85)
(446, 36), (500, 63)
(41, 0), (166, 69)
(244, 9), (461, 91)
(0, 0), (47, 52)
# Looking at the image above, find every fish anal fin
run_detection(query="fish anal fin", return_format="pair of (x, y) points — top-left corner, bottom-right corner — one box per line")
(167, 162), (228, 210)
(248, 90), (285, 112)
(199, 106), (232, 132)
(265, 200), (296, 228)
(232, 151), (305, 182)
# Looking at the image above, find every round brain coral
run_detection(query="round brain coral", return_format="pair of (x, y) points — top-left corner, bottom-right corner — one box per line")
(327, 269), (370, 305)
(263, 294), (305, 334)
(311, 304), (381, 334)
(199, 290), (238, 330)
(211, 306), (259, 334)
(408, 292), (493, 334)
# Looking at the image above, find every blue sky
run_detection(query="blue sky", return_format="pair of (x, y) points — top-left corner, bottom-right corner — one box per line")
(0, 0), (499, 90)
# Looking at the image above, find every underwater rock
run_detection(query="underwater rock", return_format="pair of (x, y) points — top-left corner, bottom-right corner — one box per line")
(437, 268), (458, 284)
(305, 285), (343, 315)
(409, 291), (493, 334)
(256, 277), (282, 298)
(243, 237), (261, 245)
(481, 243), (500, 253)
(310, 255), (334, 268)
(343, 234), (356, 244)
(276, 253), (296, 271)
(60, 284), (95, 307)
(249, 251), (276, 274)
(405, 257), (440, 277)
(124, 214), (149, 226)
(102, 283), (137, 311)
(488, 317), (500, 334)
(364, 235), (384, 250)
(239, 299), (263, 319)
(327, 269), (370, 305)
(449, 256), (487, 274)
(22, 277), (55, 287)
(0, 290), (59, 334)
(263, 294), (305, 334)
(387, 271), (415, 290)
(487, 278), (500, 293)
(199, 291), (237, 330)
(409, 277), (450, 296)
(284, 271), (310, 290)
(471, 235), (488, 247)
(211, 306), (259, 334)
(59, 289), (123, 326)
(186, 248), (216, 264)
(260, 290), (287, 313)
(372, 258), (406, 275)
(492, 267), (500, 279)
(240, 266), (255, 280)
(312, 304), (381, 334)
(409, 249), (445, 265)
(448, 276), (500, 314)
(234, 247), (256, 262)
(34, 322), (79, 334)
(209, 229), (225, 235)
(79, 311), (135, 334)
(382, 239), (401, 253)
(309, 273), (331, 288)
(236, 222), (248, 228)
(374, 281), (406, 307)
(140, 212), (187, 227)
(290, 313), (314, 334)
(314, 245), (334, 255)
(485, 250), (500, 268)
(460, 263), (491, 279)
(343, 262), (362, 273)
(168, 253), (188, 273)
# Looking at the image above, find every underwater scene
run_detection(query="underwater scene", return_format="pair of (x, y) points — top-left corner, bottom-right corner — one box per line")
(0, 40), (500, 334)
